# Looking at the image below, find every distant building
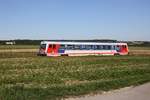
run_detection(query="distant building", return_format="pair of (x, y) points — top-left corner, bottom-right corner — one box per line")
(5, 41), (16, 45)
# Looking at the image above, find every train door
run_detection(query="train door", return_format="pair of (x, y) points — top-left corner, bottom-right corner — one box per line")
(47, 44), (53, 54)
(52, 44), (59, 54)
(47, 44), (59, 54)
(121, 45), (128, 53)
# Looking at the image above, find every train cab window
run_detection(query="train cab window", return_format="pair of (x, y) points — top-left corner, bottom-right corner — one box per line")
(91, 45), (95, 50)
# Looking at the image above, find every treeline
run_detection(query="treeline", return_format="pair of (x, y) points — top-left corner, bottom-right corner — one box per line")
(0, 39), (150, 46)
(0, 40), (41, 45)
(0, 39), (117, 45)
(127, 41), (150, 47)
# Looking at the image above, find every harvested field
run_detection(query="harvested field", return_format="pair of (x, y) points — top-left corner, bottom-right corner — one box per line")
(0, 45), (38, 49)
(129, 50), (150, 55)
(0, 52), (37, 58)
(129, 46), (150, 50)
(129, 46), (150, 55)
(0, 49), (38, 53)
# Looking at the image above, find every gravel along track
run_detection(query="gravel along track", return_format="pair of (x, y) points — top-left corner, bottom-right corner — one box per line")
(66, 82), (150, 100)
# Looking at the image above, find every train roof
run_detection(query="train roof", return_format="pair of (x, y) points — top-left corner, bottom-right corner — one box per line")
(41, 41), (127, 45)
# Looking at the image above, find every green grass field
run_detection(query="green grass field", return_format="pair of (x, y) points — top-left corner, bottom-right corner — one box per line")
(0, 45), (150, 100)
(0, 56), (150, 99)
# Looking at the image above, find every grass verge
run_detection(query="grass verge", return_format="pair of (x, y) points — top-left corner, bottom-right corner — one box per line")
(0, 55), (150, 99)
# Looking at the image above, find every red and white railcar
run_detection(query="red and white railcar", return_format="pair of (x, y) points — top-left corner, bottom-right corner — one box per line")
(38, 41), (129, 56)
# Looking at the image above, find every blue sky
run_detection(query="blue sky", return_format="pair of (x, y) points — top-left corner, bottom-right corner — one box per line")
(0, 0), (150, 40)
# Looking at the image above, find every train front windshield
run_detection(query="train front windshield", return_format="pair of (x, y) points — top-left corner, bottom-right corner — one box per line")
(40, 44), (46, 50)
(38, 44), (47, 55)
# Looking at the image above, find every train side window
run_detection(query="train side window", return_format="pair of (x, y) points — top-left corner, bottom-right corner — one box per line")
(100, 45), (104, 50)
(105, 45), (109, 50)
(96, 45), (100, 50)
(85, 45), (91, 50)
(80, 45), (86, 50)
(103, 45), (107, 50)
(91, 45), (95, 50)
(67, 45), (74, 50)
(112, 45), (115, 50)
(90, 45), (93, 50)
(60, 45), (65, 49)
(95, 45), (98, 50)
(113, 45), (116, 50)
(74, 45), (80, 50)
(108, 45), (111, 50)
(116, 45), (120, 51)
(93, 45), (97, 50)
